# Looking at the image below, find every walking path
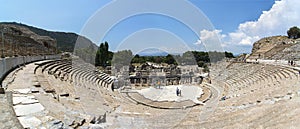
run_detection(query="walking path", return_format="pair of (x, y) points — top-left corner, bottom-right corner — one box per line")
(5, 61), (65, 128)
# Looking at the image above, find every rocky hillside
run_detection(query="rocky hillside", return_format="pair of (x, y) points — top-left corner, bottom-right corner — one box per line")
(248, 36), (300, 60)
(0, 24), (57, 56)
(0, 22), (97, 53)
(0, 22), (98, 64)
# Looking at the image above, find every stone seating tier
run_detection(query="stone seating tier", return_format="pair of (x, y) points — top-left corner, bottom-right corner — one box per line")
(210, 62), (299, 106)
(37, 59), (114, 91)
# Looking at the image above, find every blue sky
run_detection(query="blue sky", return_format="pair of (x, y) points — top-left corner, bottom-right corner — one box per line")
(1, 0), (299, 54)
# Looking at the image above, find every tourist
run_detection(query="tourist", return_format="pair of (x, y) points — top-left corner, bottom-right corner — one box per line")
(179, 89), (182, 96)
(294, 61), (296, 66)
(176, 87), (179, 96)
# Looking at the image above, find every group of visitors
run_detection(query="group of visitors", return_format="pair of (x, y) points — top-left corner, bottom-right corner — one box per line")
(288, 60), (296, 66)
(176, 87), (181, 96)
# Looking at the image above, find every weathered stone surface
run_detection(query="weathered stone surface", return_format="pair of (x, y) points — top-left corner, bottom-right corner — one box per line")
(90, 113), (106, 124)
(14, 103), (44, 116)
(48, 120), (64, 129)
(33, 82), (41, 87)
(18, 116), (42, 128)
(13, 88), (31, 94)
(13, 95), (39, 105)
(98, 113), (106, 123)
(31, 88), (40, 93)
(88, 125), (104, 129)
(0, 93), (23, 129)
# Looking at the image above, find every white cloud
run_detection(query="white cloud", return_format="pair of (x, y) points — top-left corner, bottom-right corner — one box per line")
(229, 0), (300, 46)
(194, 39), (202, 45)
(195, 29), (225, 51)
(199, 29), (225, 42)
(195, 29), (225, 45)
(199, 0), (300, 54)
(102, 0), (300, 55)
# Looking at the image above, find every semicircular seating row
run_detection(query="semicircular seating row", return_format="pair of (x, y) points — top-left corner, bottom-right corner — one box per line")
(211, 62), (299, 104)
(35, 59), (114, 91)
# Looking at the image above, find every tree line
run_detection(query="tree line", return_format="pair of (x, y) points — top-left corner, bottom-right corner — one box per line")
(95, 42), (234, 68)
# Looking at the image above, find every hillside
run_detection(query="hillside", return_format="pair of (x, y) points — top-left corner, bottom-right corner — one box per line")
(0, 22), (97, 53)
(248, 36), (300, 60)
(0, 22), (98, 64)
(0, 24), (57, 56)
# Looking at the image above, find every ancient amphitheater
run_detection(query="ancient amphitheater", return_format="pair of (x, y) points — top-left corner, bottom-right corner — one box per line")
(1, 39), (300, 128)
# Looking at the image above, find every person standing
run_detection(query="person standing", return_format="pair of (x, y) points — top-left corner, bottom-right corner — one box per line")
(179, 89), (182, 96)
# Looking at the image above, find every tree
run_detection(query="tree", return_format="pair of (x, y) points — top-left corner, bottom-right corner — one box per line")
(197, 61), (205, 67)
(95, 41), (110, 67)
(287, 26), (300, 39)
(165, 54), (176, 64)
(131, 54), (146, 64)
(225, 51), (234, 58)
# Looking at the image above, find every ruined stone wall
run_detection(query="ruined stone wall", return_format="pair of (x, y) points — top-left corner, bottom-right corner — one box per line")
(0, 55), (60, 87)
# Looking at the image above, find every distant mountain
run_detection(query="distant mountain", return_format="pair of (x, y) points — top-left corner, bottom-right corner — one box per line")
(0, 22), (98, 53)
(138, 48), (169, 56)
